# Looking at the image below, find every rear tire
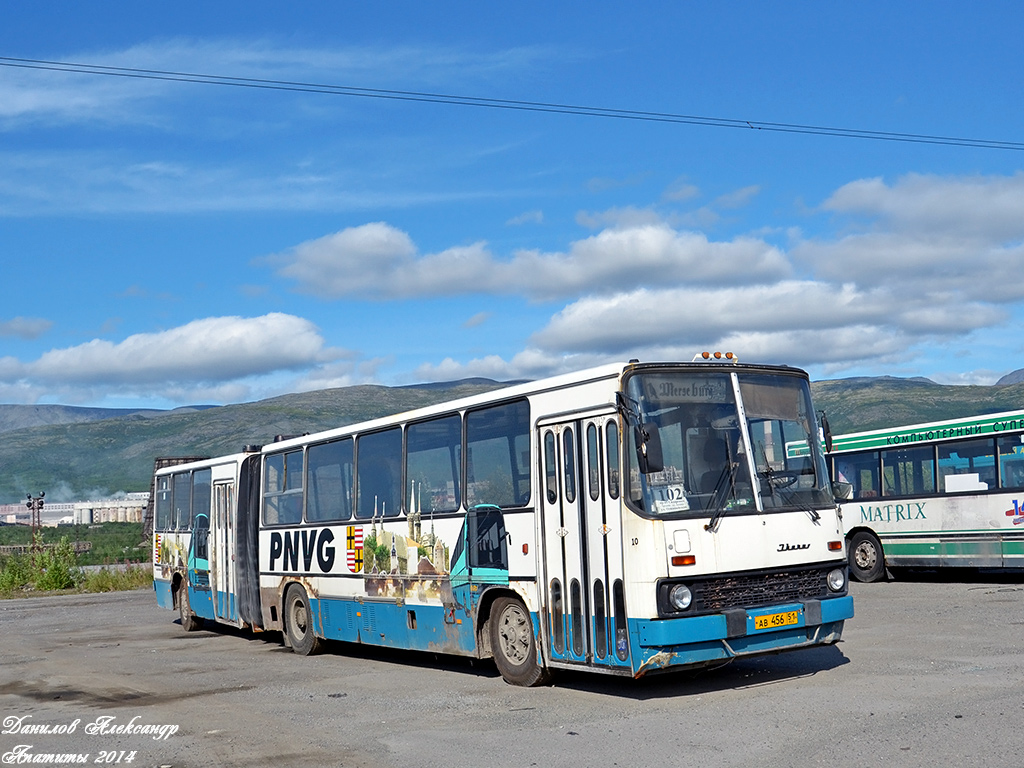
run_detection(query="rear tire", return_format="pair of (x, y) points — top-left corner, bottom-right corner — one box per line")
(285, 585), (324, 656)
(179, 579), (203, 632)
(490, 596), (551, 687)
(848, 530), (885, 582)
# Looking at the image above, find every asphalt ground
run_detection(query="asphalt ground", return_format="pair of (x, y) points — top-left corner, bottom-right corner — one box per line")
(1, 573), (1022, 768)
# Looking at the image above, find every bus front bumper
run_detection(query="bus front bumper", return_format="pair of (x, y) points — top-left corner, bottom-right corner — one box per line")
(631, 595), (853, 677)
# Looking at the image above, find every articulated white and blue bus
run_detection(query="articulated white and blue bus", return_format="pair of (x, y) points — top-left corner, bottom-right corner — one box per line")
(827, 409), (1024, 582)
(154, 358), (852, 685)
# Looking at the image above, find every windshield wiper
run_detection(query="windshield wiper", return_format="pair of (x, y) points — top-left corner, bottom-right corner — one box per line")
(705, 450), (740, 534)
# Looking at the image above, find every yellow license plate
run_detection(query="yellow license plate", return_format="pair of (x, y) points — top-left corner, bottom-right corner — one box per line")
(754, 610), (800, 630)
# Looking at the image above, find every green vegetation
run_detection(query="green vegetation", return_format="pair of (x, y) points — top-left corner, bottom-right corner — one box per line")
(0, 528), (151, 598)
(0, 522), (148, 566)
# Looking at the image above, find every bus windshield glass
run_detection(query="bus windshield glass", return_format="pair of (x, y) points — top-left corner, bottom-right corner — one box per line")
(625, 370), (832, 517)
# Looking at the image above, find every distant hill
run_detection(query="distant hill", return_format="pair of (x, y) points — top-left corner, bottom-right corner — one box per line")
(0, 404), (216, 435)
(810, 376), (1024, 434)
(1, 374), (1023, 504)
(0, 380), (507, 504)
(996, 368), (1024, 386)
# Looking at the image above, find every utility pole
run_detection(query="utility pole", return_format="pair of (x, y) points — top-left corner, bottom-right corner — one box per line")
(26, 492), (45, 561)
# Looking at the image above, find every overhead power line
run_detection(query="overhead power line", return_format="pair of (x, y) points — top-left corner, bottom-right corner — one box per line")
(2, 55), (1022, 151)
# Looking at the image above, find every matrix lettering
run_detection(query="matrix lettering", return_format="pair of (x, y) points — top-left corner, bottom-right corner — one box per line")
(859, 502), (927, 523)
(268, 529), (336, 573)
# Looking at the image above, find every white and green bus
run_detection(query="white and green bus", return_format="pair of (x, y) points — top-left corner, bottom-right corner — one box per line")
(154, 358), (852, 686)
(827, 409), (1024, 582)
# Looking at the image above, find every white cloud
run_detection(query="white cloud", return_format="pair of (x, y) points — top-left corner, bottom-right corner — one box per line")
(506, 209), (543, 226)
(0, 39), (556, 128)
(413, 349), (605, 384)
(575, 206), (664, 230)
(823, 173), (1024, 240)
(714, 185), (760, 209)
(463, 312), (492, 329)
(276, 220), (792, 301)
(403, 172), (1024, 384)
(23, 313), (336, 386)
(663, 178), (701, 202)
(0, 316), (52, 339)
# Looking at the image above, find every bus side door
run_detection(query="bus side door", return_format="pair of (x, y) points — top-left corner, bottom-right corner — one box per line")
(540, 416), (629, 669)
(210, 481), (237, 623)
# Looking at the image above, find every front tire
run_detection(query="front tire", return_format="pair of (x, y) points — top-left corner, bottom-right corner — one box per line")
(490, 597), (551, 687)
(848, 530), (885, 582)
(285, 585), (324, 656)
(179, 578), (203, 632)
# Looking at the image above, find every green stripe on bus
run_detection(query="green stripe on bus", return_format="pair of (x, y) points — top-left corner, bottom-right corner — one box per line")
(830, 410), (1024, 453)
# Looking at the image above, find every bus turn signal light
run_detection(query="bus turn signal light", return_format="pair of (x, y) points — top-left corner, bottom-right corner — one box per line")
(671, 555), (697, 566)
(828, 540), (843, 551)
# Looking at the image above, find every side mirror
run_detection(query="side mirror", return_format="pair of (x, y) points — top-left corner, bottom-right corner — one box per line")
(634, 423), (664, 474)
(832, 480), (853, 501)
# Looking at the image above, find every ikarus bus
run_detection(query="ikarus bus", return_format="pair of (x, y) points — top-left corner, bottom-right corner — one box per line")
(153, 357), (853, 686)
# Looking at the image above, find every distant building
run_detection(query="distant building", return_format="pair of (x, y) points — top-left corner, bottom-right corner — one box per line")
(0, 493), (149, 526)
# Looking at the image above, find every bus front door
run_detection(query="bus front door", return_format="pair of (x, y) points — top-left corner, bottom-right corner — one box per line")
(541, 417), (626, 668)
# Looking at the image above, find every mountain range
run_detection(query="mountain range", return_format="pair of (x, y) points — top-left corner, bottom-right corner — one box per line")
(1, 370), (1023, 505)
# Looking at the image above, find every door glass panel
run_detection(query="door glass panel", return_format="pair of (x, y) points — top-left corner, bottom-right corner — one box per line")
(606, 422), (620, 499)
(562, 428), (577, 504)
(550, 579), (565, 653)
(593, 580), (607, 659)
(544, 431), (558, 504)
(587, 424), (601, 501)
(613, 579), (628, 661)
(570, 578), (583, 656)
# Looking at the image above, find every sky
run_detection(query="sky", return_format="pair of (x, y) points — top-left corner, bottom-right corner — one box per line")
(2, 1), (1024, 410)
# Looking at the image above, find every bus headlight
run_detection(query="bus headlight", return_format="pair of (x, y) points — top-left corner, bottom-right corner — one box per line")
(668, 583), (693, 611)
(827, 568), (846, 592)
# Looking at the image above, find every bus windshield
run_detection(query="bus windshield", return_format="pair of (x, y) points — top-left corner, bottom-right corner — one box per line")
(625, 370), (832, 517)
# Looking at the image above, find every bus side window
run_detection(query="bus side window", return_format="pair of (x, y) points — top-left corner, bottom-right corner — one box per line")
(998, 435), (1024, 489)
(881, 446), (934, 497)
(173, 472), (192, 531)
(836, 451), (881, 499)
(307, 438), (354, 522)
(155, 476), (172, 531)
(938, 438), (995, 492)
(356, 427), (402, 519)
(466, 399), (530, 508)
(264, 450), (304, 526)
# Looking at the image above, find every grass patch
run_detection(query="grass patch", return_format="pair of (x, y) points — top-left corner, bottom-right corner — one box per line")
(80, 564), (152, 593)
(0, 529), (152, 598)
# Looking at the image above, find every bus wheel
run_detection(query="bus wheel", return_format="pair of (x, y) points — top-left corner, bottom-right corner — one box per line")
(179, 579), (203, 632)
(848, 531), (885, 582)
(490, 597), (551, 687)
(285, 585), (324, 656)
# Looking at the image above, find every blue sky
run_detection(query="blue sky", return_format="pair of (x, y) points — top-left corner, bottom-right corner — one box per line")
(2, 2), (1024, 409)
